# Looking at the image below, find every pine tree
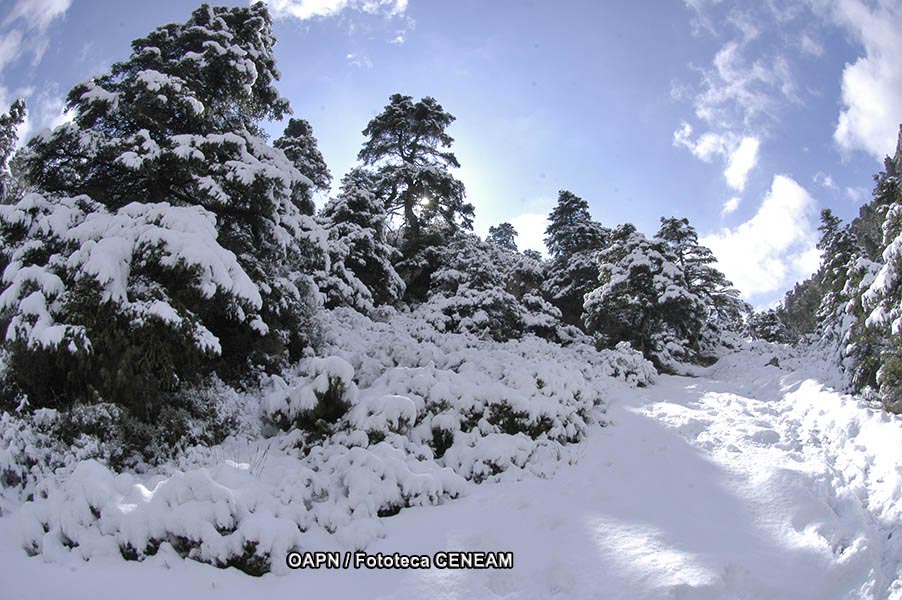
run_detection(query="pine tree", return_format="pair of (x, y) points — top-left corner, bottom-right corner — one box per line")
(542, 190), (609, 326)
(274, 117), (331, 215)
(357, 94), (473, 299)
(358, 94), (473, 242)
(749, 309), (791, 344)
(859, 126), (902, 409)
(318, 168), (404, 311)
(487, 222), (518, 252)
(584, 224), (703, 369)
(656, 217), (747, 347)
(0, 98), (26, 203)
(1, 3), (326, 412)
(425, 232), (564, 341)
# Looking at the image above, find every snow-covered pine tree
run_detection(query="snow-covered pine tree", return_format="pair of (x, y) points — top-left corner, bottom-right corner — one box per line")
(1, 3), (326, 414)
(318, 167), (404, 312)
(860, 126), (902, 409)
(0, 98), (25, 203)
(488, 222), (518, 252)
(425, 231), (564, 341)
(655, 217), (748, 350)
(542, 190), (609, 326)
(583, 223), (704, 369)
(274, 117), (331, 214)
(749, 309), (792, 344)
(357, 94), (474, 299)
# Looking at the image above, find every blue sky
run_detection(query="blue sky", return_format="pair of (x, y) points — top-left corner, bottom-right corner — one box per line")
(1, 0), (901, 307)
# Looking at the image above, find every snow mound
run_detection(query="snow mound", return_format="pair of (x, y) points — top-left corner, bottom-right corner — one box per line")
(10, 307), (655, 574)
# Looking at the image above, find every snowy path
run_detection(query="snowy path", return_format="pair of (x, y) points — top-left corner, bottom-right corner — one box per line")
(3, 363), (901, 599)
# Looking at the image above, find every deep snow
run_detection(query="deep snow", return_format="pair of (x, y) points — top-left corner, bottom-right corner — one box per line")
(2, 343), (901, 599)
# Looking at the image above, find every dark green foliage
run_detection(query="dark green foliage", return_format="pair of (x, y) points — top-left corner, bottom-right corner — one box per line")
(319, 168), (404, 311)
(778, 278), (822, 341)
(1, 2), (325, 422)
(584, 224), (704, 369)
(357, 94), (473, 299)
(487, 222), (518, 252)
(543, 190), (609, 326)
(656, 216), (748, 340)
(749, 309), (792, 344)
(426, 232), (564, 341)
(274, 117), (332, 214)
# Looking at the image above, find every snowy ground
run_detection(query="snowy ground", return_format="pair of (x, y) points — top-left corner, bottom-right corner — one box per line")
(2, 346), (901, 599)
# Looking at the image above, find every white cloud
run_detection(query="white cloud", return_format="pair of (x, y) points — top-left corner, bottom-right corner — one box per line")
(263, 0), (407, 21)
(509, 213), (549, 256)
(3, 0), (71, 32)
(800, 33), (824, 57)
(345, 52), (373, 69)
(0, 0), (70, 73)
(694, 41), (796, 131)
(828, 0), (902, 160)
(813, 171), (835, 188)
(721, 196), (741, 215)
(673, 122), (731, 162)
(674, 123), (758, 191)
(700, 175), (820, 299)
(723, 136), (759, 191)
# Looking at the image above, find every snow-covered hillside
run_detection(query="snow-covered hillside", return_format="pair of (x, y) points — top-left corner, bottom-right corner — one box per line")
(2, 332), (900, 599)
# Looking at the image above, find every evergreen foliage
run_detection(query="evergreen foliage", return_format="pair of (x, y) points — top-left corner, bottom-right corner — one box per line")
(542, 190), (609, 326)
(0, 3), (326, 415)
(656, 217), (748, 345)
(357, 94), (473, 299)
(0, 98), (26, 203)
(584, 224), (704, 370)
(274, 117), (331, 214)
(425, 232), (567, 342)
(487, 222), (518, 252)
(318, 168), (404, 312)
(749, 309), (792, 344)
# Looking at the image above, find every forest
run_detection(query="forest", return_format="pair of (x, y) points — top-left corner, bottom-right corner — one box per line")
(0, 1), (900, 593)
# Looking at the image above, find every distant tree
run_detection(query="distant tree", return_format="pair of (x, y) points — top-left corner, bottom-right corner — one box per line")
(0, 98), (26, 203)
(319, 168), (404, 311)
(274, 117), (331, 214)
(358, 93), (473, 246)
(542, 190), (609, 326)
(487, 222), (518, 252)
(584, 224), (703, 369)
(749, 309), (791, 344)
(778, 278), (822, 341)
(656, 217), (747, 345)
(357, 94), (473, 299)
(425, 232), (564, 341)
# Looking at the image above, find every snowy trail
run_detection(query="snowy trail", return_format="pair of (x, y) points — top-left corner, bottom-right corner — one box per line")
(2, 364), (901, 599)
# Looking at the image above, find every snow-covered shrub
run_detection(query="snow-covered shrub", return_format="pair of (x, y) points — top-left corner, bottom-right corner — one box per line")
(0, 375), (251, 513)
(0, 193), (266, 413)
(262, 356), (357, 437)
(324, 307), (653, 473)
(12, 306), (655, 574)
(597, 341), (658, 387)
(18, 435), (467, 574)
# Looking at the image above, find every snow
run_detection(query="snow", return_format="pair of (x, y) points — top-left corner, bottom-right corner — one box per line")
(1, 314), (901, 597)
